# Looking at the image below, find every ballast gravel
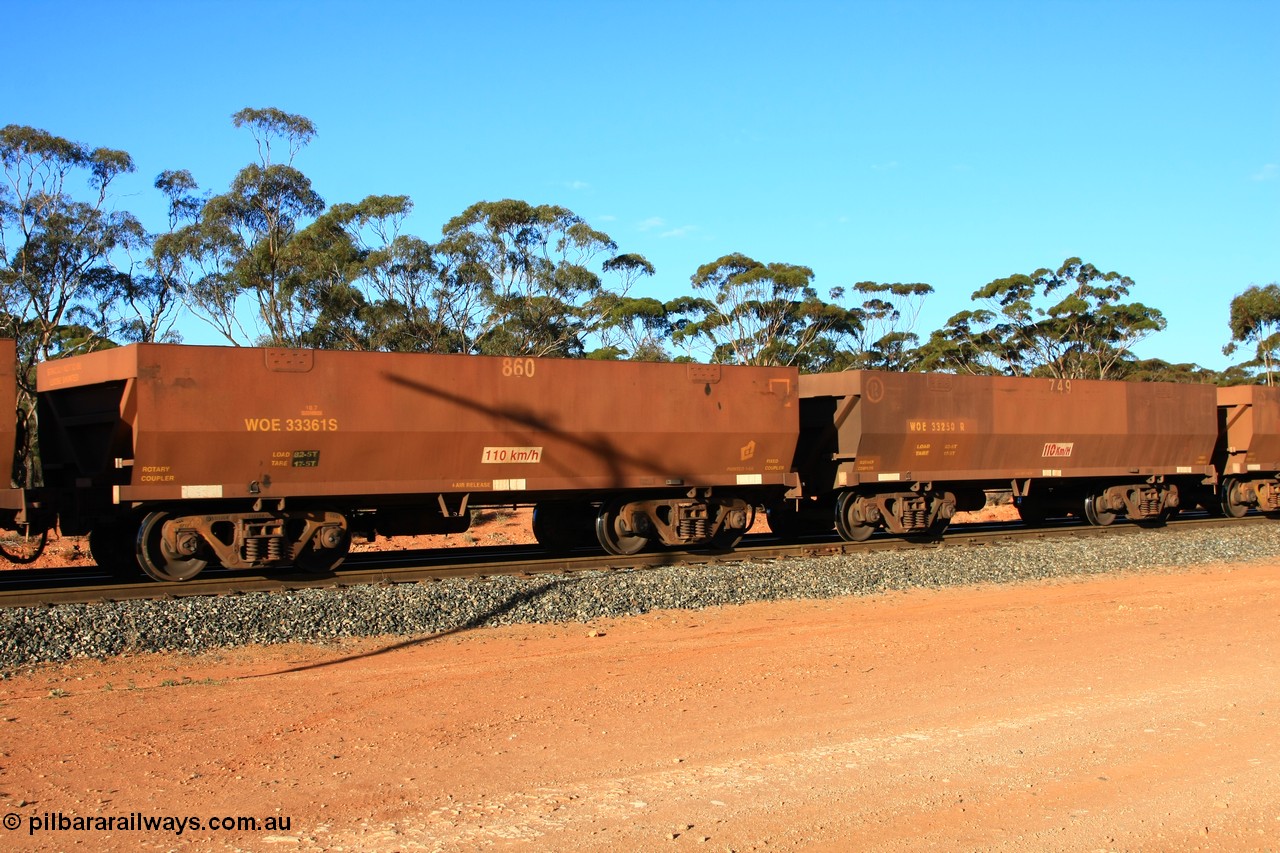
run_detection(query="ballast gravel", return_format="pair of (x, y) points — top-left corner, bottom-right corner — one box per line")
(2, 524), (1278, 668)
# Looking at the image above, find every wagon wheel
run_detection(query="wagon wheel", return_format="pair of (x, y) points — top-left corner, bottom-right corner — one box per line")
(833, 492), (875, 542)
(1082, 494), (1117, 527)
(709, 505), (754, 550)
(595, 500), (649, 556)
(0, 523), (48, 565)
(137, 511), (208, 582)
(532, 501), (596, 552)
(293, 527), (350, 573)
(89, 521), (143, 576)
(1219, 478), (1249, 519)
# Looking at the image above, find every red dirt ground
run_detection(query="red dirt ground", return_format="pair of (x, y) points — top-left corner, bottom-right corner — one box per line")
(1, 553), (1277, 851)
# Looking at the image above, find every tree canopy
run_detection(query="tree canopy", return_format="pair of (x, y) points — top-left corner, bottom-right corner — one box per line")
(1224, 283), (1280, 386)
(918, 258), (1167, 380)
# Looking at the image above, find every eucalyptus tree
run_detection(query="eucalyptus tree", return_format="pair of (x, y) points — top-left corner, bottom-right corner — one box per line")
(585, 253), (666, 360)
(439, 200), (632, 358)
(0, 125), (146, 481)
(919, 258), (1164, 379)
(339, 195), (490, 354)
(1223, 283), (1280, 385)
(669, 253), (859, 370)
(1119, 357), (1221, 384)
(156, 108), (324, 345)
(844, 281), (934, 371)
(95, 169), (201, 345)
(277, 199), (375, 350)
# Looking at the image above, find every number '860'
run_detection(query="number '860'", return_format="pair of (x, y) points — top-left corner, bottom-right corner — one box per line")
(502, 358), (536, 378)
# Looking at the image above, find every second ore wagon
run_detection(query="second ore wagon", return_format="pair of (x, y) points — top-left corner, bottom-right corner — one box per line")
(772, 371), (1219, 540)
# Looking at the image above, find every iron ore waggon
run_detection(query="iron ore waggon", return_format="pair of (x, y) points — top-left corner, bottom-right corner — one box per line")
(1214, 385), (1280, 517)
(35, 344), (800, 580)
(770, 370), (1220, 540)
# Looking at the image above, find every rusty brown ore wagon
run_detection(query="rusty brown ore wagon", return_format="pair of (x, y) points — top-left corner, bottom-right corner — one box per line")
(35, 344), (799, 581)
(1214, 385), (1280, 517)
(772, 371), (1220, 541)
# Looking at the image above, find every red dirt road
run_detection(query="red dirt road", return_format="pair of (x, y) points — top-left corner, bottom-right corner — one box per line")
(2, 561), (1279, 851)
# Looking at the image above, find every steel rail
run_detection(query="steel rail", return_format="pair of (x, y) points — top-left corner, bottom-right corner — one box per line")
(0, 513), (1269, 609)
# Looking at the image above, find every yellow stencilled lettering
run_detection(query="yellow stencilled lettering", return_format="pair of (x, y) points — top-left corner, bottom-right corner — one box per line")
(914, 442), (932, 457)
(285, 418), (340, 432)
(501, 358), (537, 378)
(908, 420), (967, 433)
(1048, 378), (1072, 393)
(245, 418), (282, 431)
(247, 418), (339, 432)
(139, 464), (176, 483)
(943, 442), (959, 457)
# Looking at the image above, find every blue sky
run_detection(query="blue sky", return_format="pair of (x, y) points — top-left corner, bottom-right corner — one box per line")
(8, 0), (1277, 369)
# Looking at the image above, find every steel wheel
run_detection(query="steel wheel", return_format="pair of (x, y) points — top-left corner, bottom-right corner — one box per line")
(293, 527), (350, 572)
(595, 500), (649, 556)
(1082, 494), (1117, 527)
(0, 523), (48, 564)
(834, 492), (875, 542)
(1220, 478), (1249, 519)
(532, 501), (596, 552)
(89, 521), (143, 576)
(709, 505), (753, 550)
(137, 511), (208, 582)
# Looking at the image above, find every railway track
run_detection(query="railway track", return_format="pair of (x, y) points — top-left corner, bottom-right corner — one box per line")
(0, 513), (1266, 609)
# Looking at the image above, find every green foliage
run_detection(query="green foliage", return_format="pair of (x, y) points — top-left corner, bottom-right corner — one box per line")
(159, 108), (325, 346)
(1223, 283), (1280, 386)
(670, 253), (859, 369)
(919, 258), (1165, 380)
(0, 124), (143, 482)
(439, 199), (637, 358)
(843, 281), (934, 371)
(1114, 356), (1221, 384)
